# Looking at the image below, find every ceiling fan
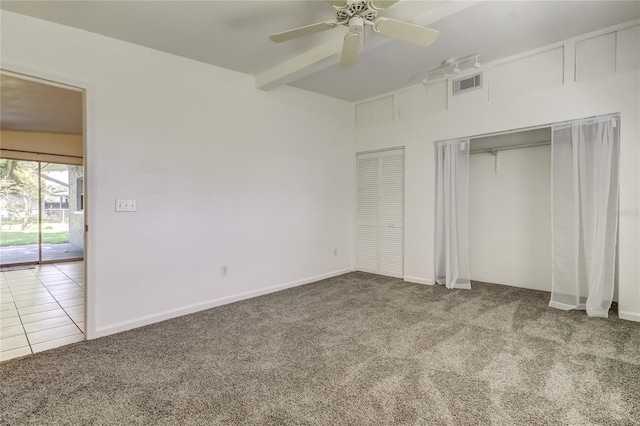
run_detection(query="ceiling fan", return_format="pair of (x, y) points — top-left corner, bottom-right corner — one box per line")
(270, 0), (439, 69)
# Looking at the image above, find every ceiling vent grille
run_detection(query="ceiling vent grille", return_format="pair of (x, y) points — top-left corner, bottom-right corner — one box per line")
(453, 72), (482, 95)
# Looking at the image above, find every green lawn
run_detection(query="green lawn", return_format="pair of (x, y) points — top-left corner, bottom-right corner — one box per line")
(0, 223), (69, 246)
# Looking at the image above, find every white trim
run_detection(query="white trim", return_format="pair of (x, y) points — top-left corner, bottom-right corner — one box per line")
(352, 152), (358, 273)
(573, 19), (639, 44)
(355, 92), (397, 111)
(356, 87), (399, 106)
(0, 69), (84, 92)
(489, 43), (566, 71)
(403, 276), (434, 285)
(482, 20), (639, 72)
(355, 146), (405, 156)
(383, 272), (404, 279)
(94, 268), (353, 338)
(0, 62), (91, 92)
(356, 266), (379, 275)
(549, 304), (639, 322)
(619, 311), (640, 323)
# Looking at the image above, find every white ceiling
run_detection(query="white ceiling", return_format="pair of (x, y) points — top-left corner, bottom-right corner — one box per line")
(1, 1), (639, 102)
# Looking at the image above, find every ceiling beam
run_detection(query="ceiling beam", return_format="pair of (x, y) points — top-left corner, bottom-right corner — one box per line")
(255, 36), (344, 91)
(255, 0), (484, 91)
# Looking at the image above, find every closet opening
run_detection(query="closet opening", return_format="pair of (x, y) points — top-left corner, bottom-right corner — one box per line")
(460, 114), (621, 317)
(468, 127), (553, 293)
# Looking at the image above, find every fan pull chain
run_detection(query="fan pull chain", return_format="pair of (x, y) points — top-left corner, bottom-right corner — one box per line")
(490, 150), (499, 173)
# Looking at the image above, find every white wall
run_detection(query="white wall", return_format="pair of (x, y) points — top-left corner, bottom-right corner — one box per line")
(355, 22), (640, 322)
(1, 11), (354, 337)
(469, 146), (551, 291)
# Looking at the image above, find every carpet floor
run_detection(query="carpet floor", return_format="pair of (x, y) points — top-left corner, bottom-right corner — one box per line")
(1, 272), (639, 425)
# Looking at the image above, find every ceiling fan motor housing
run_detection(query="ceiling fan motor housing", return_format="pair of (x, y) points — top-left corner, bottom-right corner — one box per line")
(347, 1), (367, 14)
(336, 1), (379, 26)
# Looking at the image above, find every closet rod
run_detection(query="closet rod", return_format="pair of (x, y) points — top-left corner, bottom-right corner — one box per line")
(466, 112), (618, 141)
(1, 148), (83, 159)
(465, 124), (551, 141)
(469, 140), (551, 155)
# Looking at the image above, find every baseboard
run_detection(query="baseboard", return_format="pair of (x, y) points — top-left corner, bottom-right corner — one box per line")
(403, 276), (434, 285)
(94, 268), (353, 338)
(619, 311), (640, 323)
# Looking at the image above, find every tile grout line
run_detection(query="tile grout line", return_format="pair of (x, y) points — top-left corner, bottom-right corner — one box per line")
(54, 263), (84, 284)
(53, 262), (85, 331)
(2, 270), (34, 355)
(32, 268), (84, 336)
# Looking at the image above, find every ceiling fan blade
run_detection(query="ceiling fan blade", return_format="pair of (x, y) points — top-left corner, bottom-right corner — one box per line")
(340, 31), (361, 68)
(369, 0), (400, 10)
(373, 18), (439, 47)
(326, 0), (347, 7)
(270, 21), (336, 43)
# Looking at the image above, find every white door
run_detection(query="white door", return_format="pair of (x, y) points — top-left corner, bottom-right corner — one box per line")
(356, 148), (404, 278)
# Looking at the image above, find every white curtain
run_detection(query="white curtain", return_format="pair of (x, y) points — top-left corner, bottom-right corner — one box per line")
(434, 138), (471, 289)
(550, 115), (620, 317)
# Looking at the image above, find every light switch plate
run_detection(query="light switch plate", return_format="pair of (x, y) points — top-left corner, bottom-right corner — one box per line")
(115, 199), (137, 212)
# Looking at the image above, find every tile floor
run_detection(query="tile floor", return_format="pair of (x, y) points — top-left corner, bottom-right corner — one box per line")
(0, 261), (84, 362)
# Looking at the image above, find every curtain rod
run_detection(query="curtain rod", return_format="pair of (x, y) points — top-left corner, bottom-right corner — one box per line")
(469, 140), (551, 155)
(1, 148), (83, 159)
(435, 112), (620, 143)
(551, 112), (620, 130)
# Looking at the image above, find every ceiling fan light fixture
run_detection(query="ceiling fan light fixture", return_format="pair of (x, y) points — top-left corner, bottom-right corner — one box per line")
(349, 15), (364, 33)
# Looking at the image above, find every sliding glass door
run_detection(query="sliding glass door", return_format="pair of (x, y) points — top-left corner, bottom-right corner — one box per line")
(0, 158), (84, 266)
(0, 159), (40, 264)
(40, 163), (84, 262)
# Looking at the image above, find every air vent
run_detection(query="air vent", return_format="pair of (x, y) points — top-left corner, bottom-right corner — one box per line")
(453, 72), (482, 95)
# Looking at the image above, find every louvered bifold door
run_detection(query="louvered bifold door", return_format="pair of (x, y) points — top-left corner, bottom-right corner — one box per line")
(356, 153), (380, 274)
(379, 149), (405, 278)
(356, 149), (404, 278)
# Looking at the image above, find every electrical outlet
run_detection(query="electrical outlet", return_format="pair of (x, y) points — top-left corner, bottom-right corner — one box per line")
(115, 199), (137, 212)
(221, 265), (228, 277)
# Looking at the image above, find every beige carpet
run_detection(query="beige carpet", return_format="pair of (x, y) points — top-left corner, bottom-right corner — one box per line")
(1, 272), (639, 425)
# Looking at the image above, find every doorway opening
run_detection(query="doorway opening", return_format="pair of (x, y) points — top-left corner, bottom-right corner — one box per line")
(0, 71), (86, 361)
